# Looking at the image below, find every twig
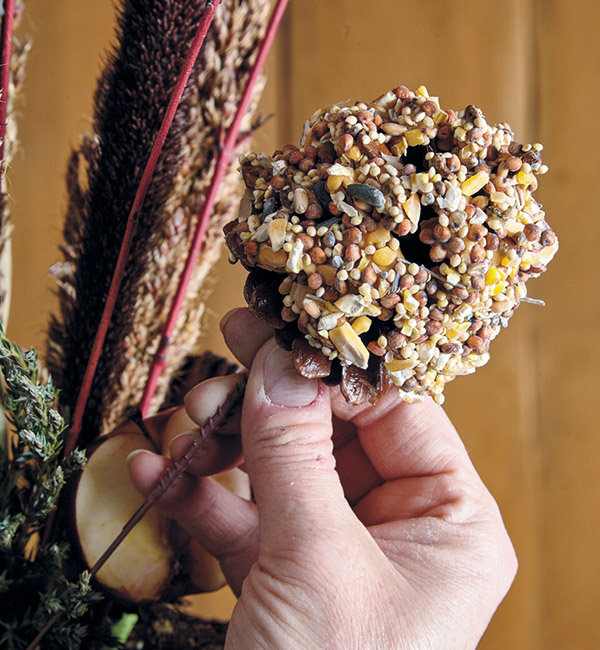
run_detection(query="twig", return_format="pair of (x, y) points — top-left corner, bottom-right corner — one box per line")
(91, 376), (245, 576)
(64, 0), (224, 456)
(27, 376), (246, 650)
(0, 0), (15, 181)
(131, 408), (159, 448)
(139, 0), (289, 418)
(25, 612), (61, 650)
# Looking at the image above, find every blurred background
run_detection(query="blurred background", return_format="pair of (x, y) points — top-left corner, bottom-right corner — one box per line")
(6, 1), (599, 648)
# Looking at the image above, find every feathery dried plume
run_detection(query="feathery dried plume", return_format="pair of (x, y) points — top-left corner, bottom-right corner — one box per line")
(46, 0), (271, 441)
(0, 0), (30, 326)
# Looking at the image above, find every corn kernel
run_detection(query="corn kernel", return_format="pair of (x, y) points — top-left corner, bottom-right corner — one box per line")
(461, 171), (490, 196)
(453, 321), (470, 334)
(490, 282), (505, 295)
(427, 101), (443, 119)
(521, 252), (539, 266)
(329, 322), (370, 369)
(358, 256), (370, 271)
(406, 129), (430, 147)
(345, 145), (362, 161)
(485, 266), (504, 285)
(401, 323), (413, 336)
(517, 170), (536, 186)
(416, 172), (430, 187)
(373, 246), (397, 268)
(385, 358), (415, 373)
(445, 269), (461, 285)
(352, 315), (372, 335)
(391, 139), (407, 157)
(445, 327), (459, 340)
(403, 291), (420, 312)
(363, 303), (381, 317)
(366, 227), (391, 247)
(415, 85), (429, 97)
(326, 175), (344, 193)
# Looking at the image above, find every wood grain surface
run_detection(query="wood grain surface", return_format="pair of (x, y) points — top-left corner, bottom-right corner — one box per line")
(6, 1), (597, 647)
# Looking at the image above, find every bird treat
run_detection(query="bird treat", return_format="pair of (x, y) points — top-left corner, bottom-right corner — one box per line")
(224, 85), (558, 405)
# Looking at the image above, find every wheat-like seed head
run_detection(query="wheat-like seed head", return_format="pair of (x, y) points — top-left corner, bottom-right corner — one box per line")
(46, 0), (271, 442)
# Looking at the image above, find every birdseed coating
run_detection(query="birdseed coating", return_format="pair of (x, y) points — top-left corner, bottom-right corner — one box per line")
(224, 86), (558, 405)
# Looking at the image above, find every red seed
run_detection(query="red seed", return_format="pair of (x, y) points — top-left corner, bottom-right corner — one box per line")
(338, 133), (354, 152)
(308, 273), (323, 290)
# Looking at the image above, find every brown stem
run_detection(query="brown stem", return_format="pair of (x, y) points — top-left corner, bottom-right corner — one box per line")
(131, 408), (159, 449)
(138, 0), (289, 418)
(64, 0), (224, 457)
(25, 612), (62, 650)
(90, 376), (245, 577)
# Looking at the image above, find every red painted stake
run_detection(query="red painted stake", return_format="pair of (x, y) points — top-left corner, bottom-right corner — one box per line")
(65, 0), (223, 456)
(0, 0), (16, 182)
(139, 0), (289, 417)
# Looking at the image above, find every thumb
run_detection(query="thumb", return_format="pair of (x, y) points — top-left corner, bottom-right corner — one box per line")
(242, 339), (349, 549)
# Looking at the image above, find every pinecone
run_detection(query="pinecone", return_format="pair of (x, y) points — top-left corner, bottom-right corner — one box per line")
(225, 85), (558, 405)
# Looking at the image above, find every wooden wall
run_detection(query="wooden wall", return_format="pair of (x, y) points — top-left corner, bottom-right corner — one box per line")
(7, 1), (599, 647)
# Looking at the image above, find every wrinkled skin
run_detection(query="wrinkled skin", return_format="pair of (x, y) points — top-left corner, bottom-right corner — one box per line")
(128, 307), (517, 650)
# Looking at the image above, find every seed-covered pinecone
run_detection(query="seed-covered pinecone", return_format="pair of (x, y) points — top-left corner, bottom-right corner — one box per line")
(224, 85), (558, 405)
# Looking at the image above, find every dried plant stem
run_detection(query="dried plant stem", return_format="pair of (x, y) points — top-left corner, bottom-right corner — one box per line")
(26, 613), (60, 650)
(139, 0), (289, 417)
(0, 0), (15, 178)
(28, 377), (246, 650)
(92, 376), (245, 576)
(65, 0), (223, 456)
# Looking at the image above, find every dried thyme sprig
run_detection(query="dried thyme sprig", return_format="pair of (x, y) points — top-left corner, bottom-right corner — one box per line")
(46, 0), (271, 443)
(0, 326), (85, 542)
(0, 326), (106, 650)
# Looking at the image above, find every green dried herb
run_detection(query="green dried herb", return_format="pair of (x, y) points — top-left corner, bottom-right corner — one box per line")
(0, 326), (108, 649)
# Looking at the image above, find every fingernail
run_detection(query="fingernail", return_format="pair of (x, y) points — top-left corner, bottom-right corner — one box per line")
(126, 448), (153, 467)
(263, 343), (319, 407)
(220, 307), (242, 333)
(169, 431), (195, 456)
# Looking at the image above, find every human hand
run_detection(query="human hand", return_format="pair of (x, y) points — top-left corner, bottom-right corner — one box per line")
(128, 308), (517, 650)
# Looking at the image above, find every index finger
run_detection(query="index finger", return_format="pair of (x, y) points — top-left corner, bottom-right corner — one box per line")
(330, 387), (476, 482)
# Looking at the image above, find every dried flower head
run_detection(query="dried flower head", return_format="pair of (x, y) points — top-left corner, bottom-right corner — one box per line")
(46, 0), (271, 441)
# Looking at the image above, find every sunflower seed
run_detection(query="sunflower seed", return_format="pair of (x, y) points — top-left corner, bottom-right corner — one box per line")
(347, 183), (385, 208)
